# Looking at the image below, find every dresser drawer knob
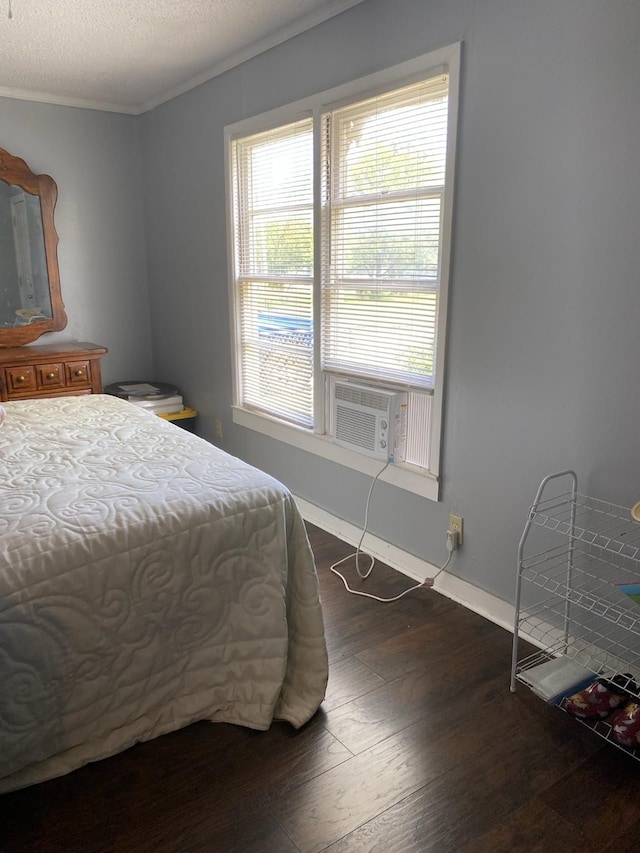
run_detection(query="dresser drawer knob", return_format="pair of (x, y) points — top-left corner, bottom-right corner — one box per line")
(46, 372), (56, 380)
(15, 375), (25, 384)
(74, 369), (84, 377)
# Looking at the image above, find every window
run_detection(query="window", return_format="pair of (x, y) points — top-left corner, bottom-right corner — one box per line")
(232, 119), (314, 427)
(321, 76), (448, 392)
(227, 45), (459, 499)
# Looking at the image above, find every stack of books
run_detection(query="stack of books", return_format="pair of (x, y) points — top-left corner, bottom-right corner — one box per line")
(128, 394), (184, 415)
(114, 382), (184, 415)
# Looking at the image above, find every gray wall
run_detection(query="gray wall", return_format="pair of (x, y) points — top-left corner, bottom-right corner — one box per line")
(140, 0), (640, 604)
(0, 97), (153, 384)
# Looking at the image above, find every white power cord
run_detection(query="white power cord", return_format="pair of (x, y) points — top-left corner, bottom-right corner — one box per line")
(330, 461), (456, 603)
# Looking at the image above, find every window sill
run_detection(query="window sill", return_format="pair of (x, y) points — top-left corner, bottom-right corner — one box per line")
(232, 406), (440, 502)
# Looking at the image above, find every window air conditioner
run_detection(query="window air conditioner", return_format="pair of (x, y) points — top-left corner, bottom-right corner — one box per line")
(332, 380), (408, 462)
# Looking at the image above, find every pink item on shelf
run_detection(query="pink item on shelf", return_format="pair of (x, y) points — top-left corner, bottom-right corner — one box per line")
(562, 676), (631, 720)
(610, 702), (640, 748)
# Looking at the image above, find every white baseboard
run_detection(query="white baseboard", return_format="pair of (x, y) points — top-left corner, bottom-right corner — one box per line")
(294, 495), (516, 635)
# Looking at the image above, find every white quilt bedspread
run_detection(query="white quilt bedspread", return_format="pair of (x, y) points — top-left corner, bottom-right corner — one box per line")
(0, 395), (328, 792)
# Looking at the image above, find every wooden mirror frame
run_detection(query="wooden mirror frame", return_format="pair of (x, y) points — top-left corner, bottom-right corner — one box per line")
(0, 147), (67, 346)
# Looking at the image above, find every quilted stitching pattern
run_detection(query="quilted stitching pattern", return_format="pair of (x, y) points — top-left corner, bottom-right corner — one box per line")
(0, 395), (327, 792)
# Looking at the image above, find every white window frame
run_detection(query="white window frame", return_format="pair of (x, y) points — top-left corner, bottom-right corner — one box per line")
(225, 43), (460, 502)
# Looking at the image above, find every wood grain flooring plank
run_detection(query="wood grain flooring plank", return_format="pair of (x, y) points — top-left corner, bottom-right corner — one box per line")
(601, 814), (640, 853)
(272, 711), (476, 853)
(455, 799), (589, 853)
(539, 744), (640, 847)
(355, 598), (497, 682)
(0, 716), (350, 853)
(274, 666), (577, 853)
(320, 687), (602, 853)
(321, 655), (386, 712)
(321, 592), (459, 668)
(321, 627), (513, 755)
(137, 813), (302, 853)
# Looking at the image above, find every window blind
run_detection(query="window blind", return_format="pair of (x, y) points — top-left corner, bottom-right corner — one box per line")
(232, 118), (314, 426)
(321, 74), (449, 390)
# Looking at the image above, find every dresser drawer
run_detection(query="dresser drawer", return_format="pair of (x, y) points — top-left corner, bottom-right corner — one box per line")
(6, 365), (37, 395)
(65, 360), (92, 387)
(35, 362), (65, 391)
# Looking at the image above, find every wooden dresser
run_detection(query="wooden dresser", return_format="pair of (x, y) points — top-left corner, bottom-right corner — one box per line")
(0, 342), (108, 402)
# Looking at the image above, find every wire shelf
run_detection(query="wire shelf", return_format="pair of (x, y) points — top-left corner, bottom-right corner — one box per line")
(562, 710), (640, 761)
(516, 603), (640, 685)
(515, 658), (640, 759)
(519, 545), (640, 637)
(530, 491), (640, 565)
(512, 472), (640, 762)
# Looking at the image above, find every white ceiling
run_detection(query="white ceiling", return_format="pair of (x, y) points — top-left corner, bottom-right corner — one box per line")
(0, 0), (365, 114)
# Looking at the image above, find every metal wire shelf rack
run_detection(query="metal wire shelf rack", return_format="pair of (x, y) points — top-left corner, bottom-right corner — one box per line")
(528, 490), (640, 567)
(520, 545), (640, 637)
(510, 470), (640, 760)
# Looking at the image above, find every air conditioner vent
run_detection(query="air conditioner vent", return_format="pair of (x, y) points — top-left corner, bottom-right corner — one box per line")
(334, 406), (377, 452)
(334, 383), (390, 412)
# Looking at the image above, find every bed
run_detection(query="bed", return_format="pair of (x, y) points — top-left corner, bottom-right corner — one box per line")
(0, 394), (328, 793)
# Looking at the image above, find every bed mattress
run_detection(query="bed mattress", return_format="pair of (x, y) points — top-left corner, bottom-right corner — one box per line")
(0, 395), (328, 792)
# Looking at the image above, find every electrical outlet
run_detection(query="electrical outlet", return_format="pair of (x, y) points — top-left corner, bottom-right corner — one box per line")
(215, 419), (223, 439)
(449, 513), (463, 545)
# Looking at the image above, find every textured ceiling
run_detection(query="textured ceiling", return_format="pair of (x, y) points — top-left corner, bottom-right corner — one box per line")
(0, 0), (365, 114)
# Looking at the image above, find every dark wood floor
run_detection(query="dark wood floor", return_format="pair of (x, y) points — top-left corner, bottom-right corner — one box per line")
(2, 523), (640, 852)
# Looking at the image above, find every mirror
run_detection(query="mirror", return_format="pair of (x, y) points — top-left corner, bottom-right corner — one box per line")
(0, 147), (67, 346)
